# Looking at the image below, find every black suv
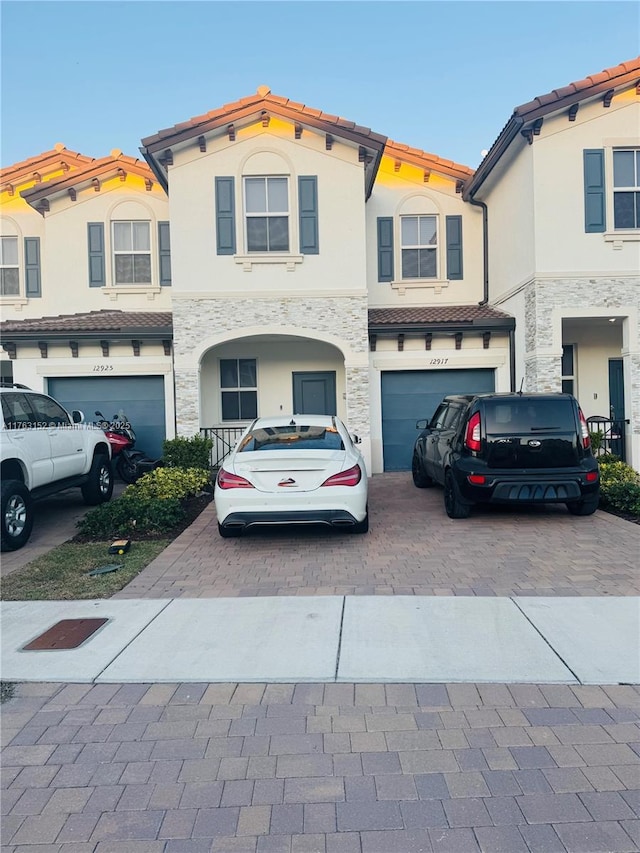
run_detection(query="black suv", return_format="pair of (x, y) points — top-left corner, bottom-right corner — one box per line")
(412, 392), (599, 518)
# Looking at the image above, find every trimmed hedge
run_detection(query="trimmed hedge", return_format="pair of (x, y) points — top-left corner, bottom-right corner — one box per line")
(598, 459), (640, 518)
(128, 467), (211, 501)
(162, 435), (213, 470)
(78, 493), (185, 538)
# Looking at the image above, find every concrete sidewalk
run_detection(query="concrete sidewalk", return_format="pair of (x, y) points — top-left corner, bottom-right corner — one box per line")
(3, 596), (639, 686)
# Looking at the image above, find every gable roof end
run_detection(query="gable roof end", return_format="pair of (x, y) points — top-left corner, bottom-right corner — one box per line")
(140, 87), (388, 199)
(463, 57), (640, 200)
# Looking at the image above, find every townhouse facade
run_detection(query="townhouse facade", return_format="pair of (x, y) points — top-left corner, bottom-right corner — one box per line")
(2, 58), (639, 472)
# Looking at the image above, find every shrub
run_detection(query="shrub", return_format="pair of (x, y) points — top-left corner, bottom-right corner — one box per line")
(162, 435), (213, 470)
(78, 493), (185, 538)
(598, 459), (640, 518)
(129, 467), (211, 501)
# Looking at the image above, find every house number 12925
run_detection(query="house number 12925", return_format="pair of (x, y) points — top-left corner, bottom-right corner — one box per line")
(93, 364), (114, 372)
(429, 358), (449, 365)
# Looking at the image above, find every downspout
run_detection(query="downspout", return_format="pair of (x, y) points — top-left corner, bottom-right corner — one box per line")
(468, 194), (489, 306)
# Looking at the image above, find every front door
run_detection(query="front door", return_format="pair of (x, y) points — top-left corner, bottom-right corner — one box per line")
(292, 372), (337, 415)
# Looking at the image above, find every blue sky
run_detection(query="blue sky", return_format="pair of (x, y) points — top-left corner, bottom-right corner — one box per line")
(1, 1), (638, 170)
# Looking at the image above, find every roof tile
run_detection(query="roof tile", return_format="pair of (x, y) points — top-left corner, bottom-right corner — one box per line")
(0, 310), (172, 335)
(368, 305), (512, 325)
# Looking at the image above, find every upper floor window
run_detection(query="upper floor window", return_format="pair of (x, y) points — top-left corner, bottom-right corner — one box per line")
(401, 215), (437, 279)
(112, 221), (151, 284)
(244, 177), (289, 252)
(220, 358), (258, 421)
(613, 149), (640, 230)
(0, 236), (19, 296)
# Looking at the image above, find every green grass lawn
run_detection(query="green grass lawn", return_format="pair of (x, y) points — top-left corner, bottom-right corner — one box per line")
(1, 540), (169, 601)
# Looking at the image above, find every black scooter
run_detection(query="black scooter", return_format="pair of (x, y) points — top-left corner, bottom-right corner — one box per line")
(95, 410), (162, 484)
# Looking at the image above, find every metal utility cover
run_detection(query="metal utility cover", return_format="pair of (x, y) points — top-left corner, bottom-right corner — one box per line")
(22, 618), (109, 651)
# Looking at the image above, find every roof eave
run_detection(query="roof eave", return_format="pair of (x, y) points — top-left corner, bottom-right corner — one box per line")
(0, 326), (173, 340)
(368, 318), (515, 335)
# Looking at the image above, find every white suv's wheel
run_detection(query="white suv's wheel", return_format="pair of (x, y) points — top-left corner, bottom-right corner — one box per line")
(1, 480), (34, 551)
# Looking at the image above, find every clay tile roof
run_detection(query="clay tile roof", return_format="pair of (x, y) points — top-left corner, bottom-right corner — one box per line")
(514, 56), (640, 118)
(0, 310), (172, 335)
(141, 88), (387, 150)
(368, 305), (513, 327)
(1, 145), (95, 192)
(385, 140), (473, 179)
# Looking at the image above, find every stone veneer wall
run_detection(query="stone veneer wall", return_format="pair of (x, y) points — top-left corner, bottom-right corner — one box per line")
(523, 277), (640, 442)
(172, 296), (370, 438)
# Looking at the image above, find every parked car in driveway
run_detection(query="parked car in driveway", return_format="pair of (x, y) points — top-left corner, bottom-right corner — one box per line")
(215, 415), (369, 537)
(1, 383), (113, 551)
(412, 392), (599, 518)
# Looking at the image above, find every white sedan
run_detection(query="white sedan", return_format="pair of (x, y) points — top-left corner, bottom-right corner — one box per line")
(214, 415), (369, 537)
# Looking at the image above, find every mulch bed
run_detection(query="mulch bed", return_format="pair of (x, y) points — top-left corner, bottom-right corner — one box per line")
(72, 493), (214, 545)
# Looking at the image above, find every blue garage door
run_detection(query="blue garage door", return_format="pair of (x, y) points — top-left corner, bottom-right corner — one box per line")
(48, 376), (166, 460)
(381, 369), (495, 471)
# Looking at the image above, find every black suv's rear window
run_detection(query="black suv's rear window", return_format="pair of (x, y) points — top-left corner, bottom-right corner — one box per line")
(484, 399), (576, 433)
(238, 425), (345, 452)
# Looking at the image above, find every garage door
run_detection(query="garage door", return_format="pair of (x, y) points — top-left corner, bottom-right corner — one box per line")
(381, 369), (495, 471)
(48, 376), (166, 460)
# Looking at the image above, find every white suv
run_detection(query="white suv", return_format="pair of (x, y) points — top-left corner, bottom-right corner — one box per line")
(1, 384), (113, 551)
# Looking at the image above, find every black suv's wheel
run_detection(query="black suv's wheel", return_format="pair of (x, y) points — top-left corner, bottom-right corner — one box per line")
(82, 454), (114, 505)
(1, 480), (34, 551)
(566, 495), (599, 516)
(444, 470), (472, 519)
(412, 454), (433, 488)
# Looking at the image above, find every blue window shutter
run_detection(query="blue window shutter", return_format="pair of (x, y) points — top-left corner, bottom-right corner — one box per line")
(24, 237), (41, 297)
(446, 215), (463, 280)
(584, 149), (606, 233)
(215, 177), (236, 255)
(298, 176), (319, 254)
(377, 217), (394, 282)
(87, 222), (105, 287)
(158, 221), (171, 285)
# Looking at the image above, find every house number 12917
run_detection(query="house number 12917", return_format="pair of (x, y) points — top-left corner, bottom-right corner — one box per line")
(429, 358), (449, 365)
(93, 364), (114, 372)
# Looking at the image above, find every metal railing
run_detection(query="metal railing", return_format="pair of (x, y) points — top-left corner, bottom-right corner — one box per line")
(587, 417), (628, 462)
(200, 426), (246, 469)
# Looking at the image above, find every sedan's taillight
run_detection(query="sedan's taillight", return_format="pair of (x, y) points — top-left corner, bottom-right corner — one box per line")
(464, 412), (482, 452)
(321, 464), (362, 487)
(578, 408), (591, 450)
(216, 468), (255, 489)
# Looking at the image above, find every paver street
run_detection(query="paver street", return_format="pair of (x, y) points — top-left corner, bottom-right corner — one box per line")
(2, 681), (639, 852)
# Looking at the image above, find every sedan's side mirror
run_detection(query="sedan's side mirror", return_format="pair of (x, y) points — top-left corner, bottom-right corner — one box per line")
(416, 419), (429, 430)
(72, 410), (85, 424)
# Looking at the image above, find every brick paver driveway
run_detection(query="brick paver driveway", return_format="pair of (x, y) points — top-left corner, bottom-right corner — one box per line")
(115, 473), (640, 599)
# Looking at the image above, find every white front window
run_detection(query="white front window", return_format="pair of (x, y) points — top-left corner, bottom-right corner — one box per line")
(244, 177), (289, 252)
(401, 215), (437, 279)
(613, 149), (640, 230)
(112, 221), (151, 284)
(0, 236), (19, 295)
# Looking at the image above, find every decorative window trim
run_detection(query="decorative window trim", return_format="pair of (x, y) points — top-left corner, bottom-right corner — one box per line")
(111, 220), (152, 286)
(243, 175), (290, 254)
(101, 284), (162, 301)
(603, 229), (640, 247)
(391, 278), (450, 296)
(399, 214), (439, 281)
(234, 253), (303, 272)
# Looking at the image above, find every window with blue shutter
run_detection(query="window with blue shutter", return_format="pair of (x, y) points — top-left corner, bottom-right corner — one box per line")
(158, 222), (171, 285)
(377, 217), (394, 282)
(298, 176), (319, 254)
(584, 150), (606, 233)
(446, 215), (463, 280)
(87, 222), (105, 287)
(24, 237), (41, 297)
(215, 177), (236, 255)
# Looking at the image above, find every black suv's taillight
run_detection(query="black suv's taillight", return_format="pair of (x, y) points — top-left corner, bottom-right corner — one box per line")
(464, 412), (481, 452)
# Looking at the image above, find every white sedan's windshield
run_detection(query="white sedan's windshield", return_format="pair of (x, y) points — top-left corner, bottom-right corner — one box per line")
(238, 425), (345, 452)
